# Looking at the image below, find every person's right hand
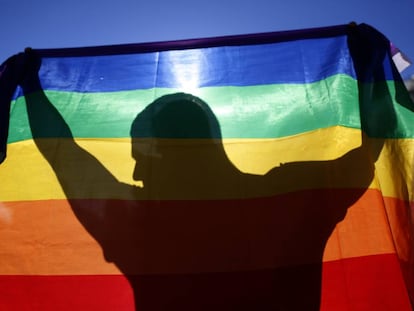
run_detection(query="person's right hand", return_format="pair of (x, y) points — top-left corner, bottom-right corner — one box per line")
(17, 48), (41, 89)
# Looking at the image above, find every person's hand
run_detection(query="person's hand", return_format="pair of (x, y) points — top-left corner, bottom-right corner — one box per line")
(18, 48), (41, 89)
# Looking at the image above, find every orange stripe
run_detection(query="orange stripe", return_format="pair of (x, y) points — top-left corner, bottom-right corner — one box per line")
(323, 194), (411, 262)
(0, 189), (408, 275)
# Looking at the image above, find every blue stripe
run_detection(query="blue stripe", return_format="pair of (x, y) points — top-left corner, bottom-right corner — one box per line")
(28, 35), (356, 94)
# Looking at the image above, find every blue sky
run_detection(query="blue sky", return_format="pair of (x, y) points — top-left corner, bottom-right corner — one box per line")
(1, 0), (413, 78)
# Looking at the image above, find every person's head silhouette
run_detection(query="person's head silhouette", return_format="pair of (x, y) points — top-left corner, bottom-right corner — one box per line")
(131, 93), (221, 139)
(130, 93), (226, 187)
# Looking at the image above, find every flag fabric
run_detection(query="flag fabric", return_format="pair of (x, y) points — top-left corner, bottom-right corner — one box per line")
(0, 23), (413, 310)
(390, 42), (412, 73)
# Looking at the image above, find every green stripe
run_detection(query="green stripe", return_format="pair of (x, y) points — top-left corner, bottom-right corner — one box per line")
(8, 74), (414, 142)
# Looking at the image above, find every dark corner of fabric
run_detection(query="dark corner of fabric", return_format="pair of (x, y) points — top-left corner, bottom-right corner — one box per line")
(346, 23), (391, 82)
(346, 23), (406, 138)
(0, 53), (25, 164)
(0, 60), (11, 164)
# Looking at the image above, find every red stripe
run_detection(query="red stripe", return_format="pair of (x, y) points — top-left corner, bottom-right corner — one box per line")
(0, 275), (134, 311)
(0, 254), (411, 311)
(321, 254), (412, 311)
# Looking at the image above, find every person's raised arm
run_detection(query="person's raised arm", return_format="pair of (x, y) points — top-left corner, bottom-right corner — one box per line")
(19, 50), (123, 199)
(17, 51), (139, 262)
(265, 25), (399, 211)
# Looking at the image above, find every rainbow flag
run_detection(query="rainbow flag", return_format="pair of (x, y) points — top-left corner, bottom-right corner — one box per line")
(0, 23), (413, 310)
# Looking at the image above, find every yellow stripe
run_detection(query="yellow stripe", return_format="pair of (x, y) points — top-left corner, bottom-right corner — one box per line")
(0, 126), (413, 201)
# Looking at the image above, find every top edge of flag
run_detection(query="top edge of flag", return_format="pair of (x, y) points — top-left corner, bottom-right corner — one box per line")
(31, 24), (352, 58)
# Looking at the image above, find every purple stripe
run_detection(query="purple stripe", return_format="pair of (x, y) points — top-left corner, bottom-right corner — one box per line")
(33, 24), (350, 57)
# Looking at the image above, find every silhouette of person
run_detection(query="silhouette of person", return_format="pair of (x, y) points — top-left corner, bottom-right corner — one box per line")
(17, 43), (392, 310)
